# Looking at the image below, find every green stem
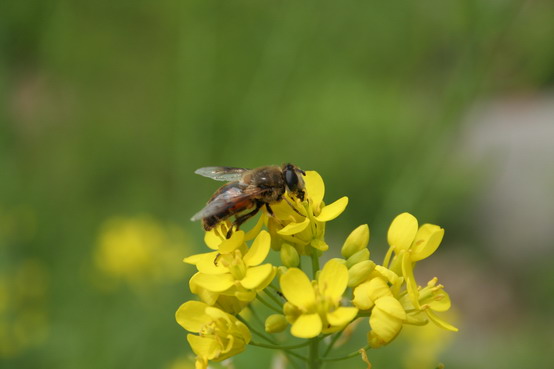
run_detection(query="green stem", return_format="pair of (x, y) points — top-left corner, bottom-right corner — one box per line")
(249, 341), (308, 367)
(320, 345), (370, 362)
(263, 288), (284, 308)
(237, 315), (277, 345)
(247, 305), (264, 327)
(268, 282), (281, 293)
(249, 340), (311, 352)
(322, 329), (345, 357)
(240, 315), (307, 366)
(256, 294), (282, 313)
(308, 337), (320, 369)
(249, 341), (307, 362)
(311, 251), (320, 279)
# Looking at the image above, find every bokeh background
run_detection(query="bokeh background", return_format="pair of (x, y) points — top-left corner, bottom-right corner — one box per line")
(1, 0), (553, 368)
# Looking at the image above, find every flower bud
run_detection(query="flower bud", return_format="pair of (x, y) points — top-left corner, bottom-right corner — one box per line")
(347, 260), (375, 288)
(276, 266), (288, 277)
(280, 243), (300, 267)
(341, 224), (370, 259)
(265, 314), (288, 333)
(345, 248), (370, 268)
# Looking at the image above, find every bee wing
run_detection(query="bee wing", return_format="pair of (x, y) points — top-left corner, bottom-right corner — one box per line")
(190, 185), (265, 221)
(194, 166), (249, 182)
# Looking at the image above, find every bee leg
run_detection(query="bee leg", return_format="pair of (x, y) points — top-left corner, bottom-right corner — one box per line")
(264, 203), (288, 228)
(226, 202), (263, 239)
(265, 203), (275, 217)
(284, 197), (306, 217)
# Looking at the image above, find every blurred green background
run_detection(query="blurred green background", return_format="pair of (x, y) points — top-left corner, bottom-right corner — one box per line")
(1, 0), (554, 368)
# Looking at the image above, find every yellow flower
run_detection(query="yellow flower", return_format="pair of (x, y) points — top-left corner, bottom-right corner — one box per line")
(268, 171), (348, 254)
(400, 277), (458, 332)
(352, 271), (407, 348)
(94, 216), (186, 288)
(175, 301), (251, 369)
(280, 259), (358, 338)
(185, 231), (276, 310)
(368, 295), (407, 348)
(203, 216), (265, 251)
(385, 213), (457, 332)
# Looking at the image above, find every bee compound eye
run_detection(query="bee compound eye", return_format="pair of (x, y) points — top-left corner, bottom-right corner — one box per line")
(285, 169), (298, 190)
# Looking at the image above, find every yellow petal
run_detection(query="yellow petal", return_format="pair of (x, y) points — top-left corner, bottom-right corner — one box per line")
(218, 231), (245, 253)
(277, 217), (310, 236)
(185, 252), (227, 275)
(318, 259), (348, 302)
(387, 213), (418, 252)
(235, 319), (252, 343)
(326, 307), (358, 327)
(195, 356), (209, 369)
(426, 309), (459, 332)
(404, 311), (428, 325)
(241, 264), (275, 290)
(428, 290), (452, 312)
(310, 238), (329, 251)
(243, 231), (271, 266)
(205, 305), (231, 322)
(369, 276), (392, 298)
(374, 265), (401, 286)
(204, 229), (223, 250)
(235, 289), (256, 302)
(270, 199), (301, 222)
(215, 295), (247, 315)
(374, 296), (406, 320)
(410, 224), (444, 261)
(369, 307), (403, 343)
(280, 268), (315, 310)
(193, 273), (235, 292)
(183, 253), (204, 265)
(352, 281), (375, 310)
(401, 252), (420, 309)
(176, 301), (209, 332)
(189, 274), (219, 305)
(244, 214), (265, 241)
(257, 266), (277, 291)
(291, 313), (322, 338)
(315, 197), (348, 222)
(304, 171), (325, 211)
(187, 334), (220, 360)
(352, 278), (390, 310)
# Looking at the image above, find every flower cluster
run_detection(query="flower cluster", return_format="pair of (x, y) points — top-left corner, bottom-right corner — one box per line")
(177, 171), (457, 369)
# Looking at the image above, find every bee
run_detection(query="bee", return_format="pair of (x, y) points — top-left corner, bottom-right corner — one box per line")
(191, 163), (306, 238)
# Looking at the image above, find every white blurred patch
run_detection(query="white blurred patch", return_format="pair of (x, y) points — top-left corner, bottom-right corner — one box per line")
(463, 94), (554, 263)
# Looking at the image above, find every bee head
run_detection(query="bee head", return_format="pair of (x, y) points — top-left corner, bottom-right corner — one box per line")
(282, 163), (306, 201)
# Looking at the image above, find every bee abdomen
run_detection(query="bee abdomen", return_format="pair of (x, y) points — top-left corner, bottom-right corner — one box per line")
(202, 198), (255, 231)
(202, 216), (220, 231)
